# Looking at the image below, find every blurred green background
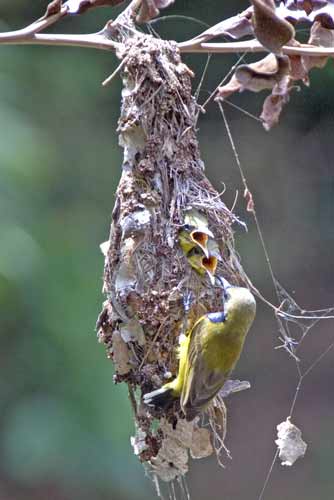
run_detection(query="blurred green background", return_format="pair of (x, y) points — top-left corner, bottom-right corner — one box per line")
(1, 1), (334, 499)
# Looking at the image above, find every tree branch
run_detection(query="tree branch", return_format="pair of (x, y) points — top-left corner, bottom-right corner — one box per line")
(0, 3), (119, 52)
(0, 28), (333, 57)
(178, 39), (334, 57)
(1, 1), (333, 57)
(0, 31), (119, 51)
(4, 4), (68, 38)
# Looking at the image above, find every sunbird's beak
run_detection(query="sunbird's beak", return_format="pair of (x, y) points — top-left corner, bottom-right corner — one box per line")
(216, 276), (233, 300)
(202, 256), (218, 285)
(218, 276), (232, 290)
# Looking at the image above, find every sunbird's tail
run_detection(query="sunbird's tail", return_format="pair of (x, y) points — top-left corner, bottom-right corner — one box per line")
(143, 386), (176, 409)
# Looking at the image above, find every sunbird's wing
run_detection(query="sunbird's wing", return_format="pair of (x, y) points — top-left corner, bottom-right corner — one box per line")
(180, 318), (227, 420)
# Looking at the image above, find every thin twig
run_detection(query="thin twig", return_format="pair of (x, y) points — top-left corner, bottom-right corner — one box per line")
(102, 57), (129, 86)
(2, 5), (69, 39)
(223, 99), (263, 123)
(139, 317), (168, 370)
(194, 53), (212, 102)
(150, 14), (210, 29)
(218, 102), (281, 304)
(199, 52), (246, 111)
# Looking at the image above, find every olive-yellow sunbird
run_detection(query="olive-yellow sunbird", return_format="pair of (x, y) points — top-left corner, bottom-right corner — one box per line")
(143, 281), (256, 421)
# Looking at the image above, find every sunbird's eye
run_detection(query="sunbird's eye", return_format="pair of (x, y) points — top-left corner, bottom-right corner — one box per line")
(183, 224), (192, 231)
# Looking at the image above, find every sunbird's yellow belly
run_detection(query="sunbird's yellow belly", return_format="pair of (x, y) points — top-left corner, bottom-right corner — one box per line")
(201, 327), (243, 373)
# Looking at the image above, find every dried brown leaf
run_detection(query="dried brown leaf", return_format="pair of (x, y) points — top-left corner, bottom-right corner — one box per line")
(216, 74), (244, 99)
(136, 0), (174, 23)
(311, 6), (334, 28)
(137, 0), (159, 21)
(112, 331), (133, 375)
(44, 0), (63, 18)
(190, 427), (213, 459)
(217, 54), (277, 98)
(303, 20), (334, 70)
(244, 188), (255, 212)
(219, 379), (251, 397)
(283, 0), (326, 11)
(251, 0), (295, 53)
(275, 3), (310, 24)
(192, 8), (253, 43)
(238, 54), (290, 92)
(260, 56), (292, 130)
(217, 52), (299, 129)
(260, 89), (290, 130)
(276, 1), (334, 28)
(290, 0), (315, 13)
(288, 54), (309, 84)
(217, 53), (290, 99)
(66, 0), (124, 14)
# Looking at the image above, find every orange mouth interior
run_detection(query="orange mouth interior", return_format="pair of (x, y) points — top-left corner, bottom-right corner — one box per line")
(191, 231), (208, 250)
(202, 256), (217, 275)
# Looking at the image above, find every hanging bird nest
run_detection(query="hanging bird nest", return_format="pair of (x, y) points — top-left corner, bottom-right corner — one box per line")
(96, 20), (250, 488)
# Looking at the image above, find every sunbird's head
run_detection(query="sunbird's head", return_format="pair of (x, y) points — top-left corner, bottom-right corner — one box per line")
(225, 286), (256, 327)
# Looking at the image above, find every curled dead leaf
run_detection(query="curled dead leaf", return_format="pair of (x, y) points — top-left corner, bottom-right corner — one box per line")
(112, 331), (133, 375)
(288, 55), (309, 84)
(236, 54), (290, 93)
(275, 3), (309, 24)
(136, 0), (174, 23)
(66, 0), (124, 14)
(283, 0), (326, 13)
(149, 419), (192, 481)
(217, 54), (275, 98)
(217, 54), (293, 130)
(44, 0), (63, 18)
(312, 7), (334, 29)
(217, 54), (290, 98)
(303, 21), (334, 70)
(251, 0), (295, 53)
(260, 90), (291, 130)
(244, 188), (256, 212)
(192, 8), (253, 43)
(190, 427), (213, 459)
(219, 379), (251, 398)
(276, 1), (334, 28)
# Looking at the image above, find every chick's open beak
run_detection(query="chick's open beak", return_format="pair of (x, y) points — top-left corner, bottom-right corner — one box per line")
(190, 228), (214, 258)
(202, 255), (218, 285)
